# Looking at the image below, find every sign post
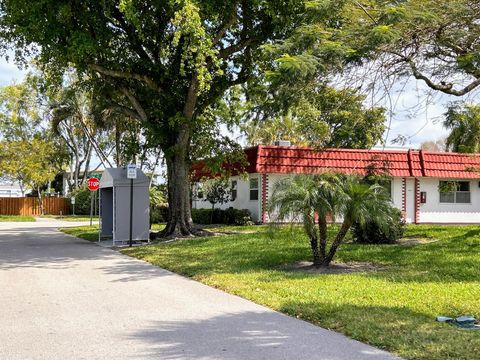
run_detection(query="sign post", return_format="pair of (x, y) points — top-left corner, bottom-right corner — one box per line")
(71, 197), (75, 216)
(87, 177), (100, 226)
(127, 164), (137, 247)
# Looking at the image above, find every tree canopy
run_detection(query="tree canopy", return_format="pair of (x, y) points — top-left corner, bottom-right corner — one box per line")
(333, 0), (480, 97)
(242, 85), (385, 148)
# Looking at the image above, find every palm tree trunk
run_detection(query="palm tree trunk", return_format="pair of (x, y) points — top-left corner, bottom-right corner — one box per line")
(322, 219), (352, 266)
(318, 215), (328, 260)
(310, 236), (322, 267)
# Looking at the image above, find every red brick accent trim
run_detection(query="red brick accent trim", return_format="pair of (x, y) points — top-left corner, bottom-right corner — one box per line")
(402, 178), (407, 221)
(414, 178), (420, 224)
(261, 173), (269, 223)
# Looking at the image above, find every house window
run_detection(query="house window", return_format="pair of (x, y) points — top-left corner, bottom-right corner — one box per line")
(249, 177), (259, 201)
(231, 180), (237, 201)
(439, 181), (471, 203)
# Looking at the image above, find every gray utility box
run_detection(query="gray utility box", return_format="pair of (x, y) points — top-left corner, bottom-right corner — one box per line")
(99, 168), (150, 245)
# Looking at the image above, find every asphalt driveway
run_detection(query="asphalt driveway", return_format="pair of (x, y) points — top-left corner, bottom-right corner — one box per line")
(0, 220), (399, 360)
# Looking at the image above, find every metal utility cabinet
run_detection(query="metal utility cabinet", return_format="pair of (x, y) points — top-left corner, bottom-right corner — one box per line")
(99, 168), (150, 245)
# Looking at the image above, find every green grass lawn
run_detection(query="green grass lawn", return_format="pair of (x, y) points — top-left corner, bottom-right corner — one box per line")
(60, 223), (165, 242)
(117, 224), (480, 360)
(39, 215), (99, 222)
(0, 215), (36, 222)
(61, 225), (100, 241)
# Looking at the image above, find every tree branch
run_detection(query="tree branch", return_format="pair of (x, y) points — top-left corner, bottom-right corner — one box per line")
(89, 64), (161, 92)
(218, 37), (257, 59)
(108, 104), (143, 122)
(212, 4), (238, 45)
(405, 57), (480, 96)
(353, 1), (378, 25)
(120, 88), (148, 122)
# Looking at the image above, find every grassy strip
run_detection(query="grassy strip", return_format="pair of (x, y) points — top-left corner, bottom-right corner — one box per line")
(120, 224), (480, 360)
(0, 215), (36, 222)
(39, 215), (99, 222)
(60, 223), (165, 242)
(61, 225), (100, 241)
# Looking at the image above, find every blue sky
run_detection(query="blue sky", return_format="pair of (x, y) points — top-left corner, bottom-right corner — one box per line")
(0, 56), (452, 149)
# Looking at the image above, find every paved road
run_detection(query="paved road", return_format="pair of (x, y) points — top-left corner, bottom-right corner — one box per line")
(0, 220), (399, 360)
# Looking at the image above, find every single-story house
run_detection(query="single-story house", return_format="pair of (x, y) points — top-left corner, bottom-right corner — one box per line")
(0, 181), (25, 197)
(192, 145), (480, 224)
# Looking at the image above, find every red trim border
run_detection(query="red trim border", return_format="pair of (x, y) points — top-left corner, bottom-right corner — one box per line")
(261, 174), (269, 223)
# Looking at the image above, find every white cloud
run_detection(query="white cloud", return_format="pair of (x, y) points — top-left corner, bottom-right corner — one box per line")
(0, 55), (26, 85)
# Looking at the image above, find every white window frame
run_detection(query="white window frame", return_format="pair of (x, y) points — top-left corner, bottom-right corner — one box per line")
(249, 177), (259, 201)
(439, 180), (471, 204)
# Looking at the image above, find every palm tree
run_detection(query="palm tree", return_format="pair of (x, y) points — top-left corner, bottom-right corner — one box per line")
(444, 103), (480, 153)
(269, 174), (339, 267)
(269, 174), (393, 267)
(323, 176), (392, 265)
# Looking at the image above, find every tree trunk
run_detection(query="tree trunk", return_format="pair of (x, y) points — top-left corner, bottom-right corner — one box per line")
(310, 236), (322, 267)
(157, 132), (195, 238)
(37, 186), (45, 216)
(318, 215), (328, 260)
(321, 220), (352, 266)
(155, 75), (199, 238)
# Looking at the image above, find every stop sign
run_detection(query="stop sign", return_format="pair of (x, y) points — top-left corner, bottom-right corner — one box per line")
(87, 177), (100, 191)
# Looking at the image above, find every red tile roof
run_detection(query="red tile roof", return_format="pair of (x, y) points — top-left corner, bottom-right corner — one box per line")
(192, 145), (480, 179)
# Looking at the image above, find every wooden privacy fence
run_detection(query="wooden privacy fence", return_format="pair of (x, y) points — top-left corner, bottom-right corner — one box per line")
(0, 197), (70, 216)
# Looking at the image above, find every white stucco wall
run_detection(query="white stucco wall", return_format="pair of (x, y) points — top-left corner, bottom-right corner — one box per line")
(391, 177), (403, 214)
(194, 173), (480, 224)
(266, 173), (296, 222)
(418, 178), (480, 223)
(192, 174), (262, 222)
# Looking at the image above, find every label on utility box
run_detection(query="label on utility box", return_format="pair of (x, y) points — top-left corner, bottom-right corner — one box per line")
(127, 164), (137, 179)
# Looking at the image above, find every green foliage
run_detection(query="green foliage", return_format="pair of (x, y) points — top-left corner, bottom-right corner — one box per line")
(150, 205), (169, 224)
(242, 85), (385, 149)
(68, 185), (97, 215)
(0, 138), (67, 194)
(149, 185), (167, 207)
(340, 0), (480, 96)
(149, 184), (168, 224)
(203, 178), (232, 209)
(61, 225), (99, 242)
(0, 215), (36, 222)
(351, 207), (405, 244)
(191, 208), (253, 225)
(0, 78), (43, 141)
(444, 102), (480, 153)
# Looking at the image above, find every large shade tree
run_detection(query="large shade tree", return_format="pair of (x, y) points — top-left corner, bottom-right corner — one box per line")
(0, 0), (323, 237)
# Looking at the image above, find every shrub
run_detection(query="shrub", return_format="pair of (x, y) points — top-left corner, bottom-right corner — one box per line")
(351, 207), (405, 244)
(68, 185), (97, 215)
(191, 208), (253, 225)
(149, 185), (168, 224)
(150, 204), (169, 224)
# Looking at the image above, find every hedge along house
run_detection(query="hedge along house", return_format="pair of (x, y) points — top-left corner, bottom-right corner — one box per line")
(192, 145), (480, 224)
